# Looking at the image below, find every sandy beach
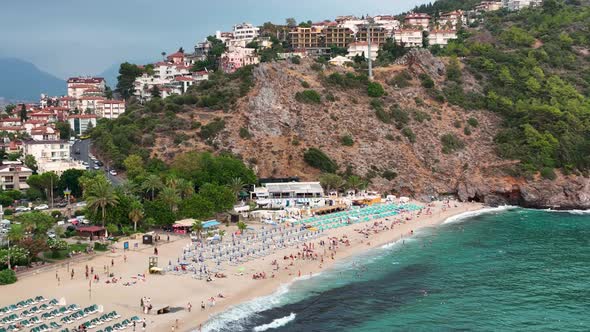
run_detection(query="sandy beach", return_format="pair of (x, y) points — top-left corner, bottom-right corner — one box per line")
(0, 200), (482, 332)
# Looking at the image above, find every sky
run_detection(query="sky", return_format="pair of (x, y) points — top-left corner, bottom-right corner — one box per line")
(0, 0), (426, 79)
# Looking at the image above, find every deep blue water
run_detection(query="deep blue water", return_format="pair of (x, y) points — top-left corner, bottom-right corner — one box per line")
(204, 208), (590, 332)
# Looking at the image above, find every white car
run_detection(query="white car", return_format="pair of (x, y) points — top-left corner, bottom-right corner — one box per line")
(15, 206), (31, 212)
(76, 201), (87, 207)
(93, 165), (100, 170)
(34, 204), (49, 210)
(109, 170), (118, 176)
(82, 161), (89, 166)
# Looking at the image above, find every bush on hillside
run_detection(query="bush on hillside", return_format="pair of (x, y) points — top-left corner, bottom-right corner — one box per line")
(441, 134), (465, 154)
(367, 82), (385, 97)
(295, 90), (322, 104)
(389, 70), (413, 88)
(401, 127), (416, 143)
(340, 135), (354, 146)
(303, 148), (338, 173)
(200, 118), (225, 140)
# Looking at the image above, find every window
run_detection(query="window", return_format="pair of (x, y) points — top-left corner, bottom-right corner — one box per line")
(19, 176), (27, 182)
(4, 176), (13, 183)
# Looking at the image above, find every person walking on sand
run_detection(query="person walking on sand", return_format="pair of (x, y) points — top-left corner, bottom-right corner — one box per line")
(187, 302), (192, 312)
(111, 259), (114, 267)
(201, 301), (205, 311)
(71, 269), (75, 280)
(142, 320), (146, 331)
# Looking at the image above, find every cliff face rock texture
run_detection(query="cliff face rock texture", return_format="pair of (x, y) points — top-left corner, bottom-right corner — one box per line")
(158, 53), (590, 209)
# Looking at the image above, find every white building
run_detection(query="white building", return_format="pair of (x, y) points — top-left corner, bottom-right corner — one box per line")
(428, 30), (458, 46)
(476, 1), (503, 11)
(23, 140), (72, 162)
(502, 0), (542, 10)
(250, 182), (326, 209)
(67, 77), (105, 99)
(37, 160), (86, 176)
(347, 42), (379, 61)
(329, 55), (353, 67)
(78, 96), (105, 112)
(394, 29), (424, 47)
(438, 10), (465, 29)
(96, 100), (126, 119)
(30, 126), (60, 141)
(68, 114), (97, 136)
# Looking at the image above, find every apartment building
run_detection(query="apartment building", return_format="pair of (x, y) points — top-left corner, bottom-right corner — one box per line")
(68, 114), (97, 136)
(0, 162), (33, 191)
(23, 140), (72, 162)
(67, 77), (105, 98)
(394, 29), (424, 47)
(289, 26), (324, 50)
(356, 25), (390, 46)
(428, 30), (458, 46)
(96, 100), (126, 119)
(475, 1), (503, 11)
(323, 26), (354, 48)
(502, 0), (542, 10)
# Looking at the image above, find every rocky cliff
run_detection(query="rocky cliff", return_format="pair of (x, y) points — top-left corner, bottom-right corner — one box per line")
(148, 50), (590, 209)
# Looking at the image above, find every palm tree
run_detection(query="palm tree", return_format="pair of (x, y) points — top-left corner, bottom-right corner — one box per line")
(346, 175), (363, 194)
(319, 173), (344, 194)
(218, 229), (226, 241)
(159, 186), (180, 213)
(166, 176), (179, 191)
(227, 177), (244, 197)
(86, 180), (119, 228)
(128, 200), (144, 232)
(176, 179), (195, 199)
(120, 180), (139, 197)
(143, 174), (163, 200)
(192, 220), (203, 239)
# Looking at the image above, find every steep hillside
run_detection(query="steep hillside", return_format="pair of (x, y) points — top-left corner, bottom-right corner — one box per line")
(92, 2), (590, 209)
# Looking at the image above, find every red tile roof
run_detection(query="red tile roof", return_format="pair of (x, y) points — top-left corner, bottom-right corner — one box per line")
(174, 76), (193, 82)
(167, 51), (184, 59)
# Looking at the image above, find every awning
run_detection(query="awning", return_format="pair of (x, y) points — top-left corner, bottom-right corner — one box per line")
(202, 220), (221, 229)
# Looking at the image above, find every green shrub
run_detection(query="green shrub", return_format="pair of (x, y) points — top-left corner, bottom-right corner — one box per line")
(0, 269), (17, 285)
(419, 73), (435, 89)
(454, 120), (462, 128)
(385, 134), (395, 141)
(295, 90), (322, 104)
(540, 167), (557, 180)
(370, 98), (384, 111)
(325, 72), (367, 89)
(464, 126), (472, 135)
(375, 109), (391, 124)
(412, 110), (431, 123)
(401, 127), (416, 143)
(390, 70), (412, 88)
(200, 118), (225, 140)
(441, 134), (465, 154)
(341, 135), (354, 146)
(325, 92), (336, 102)
(292, 138), (300, 146)
(367, 82), (385, 97)
(414, 97), (424, 106)
(303, 148), (338, 173)
(382, 170), (398, 180)
(310, 63), (323, 71)
(301, 81), (310, 88)
(239, 127), (251, 139)
(51, 211), (62, 219)
(291, 56), (301, 64)
(467, 117), (479, 127)
(191, 121), (202, 129)
(94, 242), (109, 251)
(391, 106), (410, 129)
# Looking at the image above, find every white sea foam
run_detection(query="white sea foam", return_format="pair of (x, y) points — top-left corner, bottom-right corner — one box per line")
(201, 284), (290, 332)
(544, 209), (590, 215)
(443, 205), (517, 224)
(252, 313), (296, 331)
(201, 272), (323, 332)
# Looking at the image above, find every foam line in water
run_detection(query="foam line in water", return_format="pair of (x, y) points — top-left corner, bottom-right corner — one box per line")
(252, 313), (296, 331)
(443, 206), (517, 224)
(543, 208), (590, 215)
(201, 284), (290, 332)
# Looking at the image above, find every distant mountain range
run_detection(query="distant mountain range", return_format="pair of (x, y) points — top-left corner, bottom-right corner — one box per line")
(0, 58), (65, 102)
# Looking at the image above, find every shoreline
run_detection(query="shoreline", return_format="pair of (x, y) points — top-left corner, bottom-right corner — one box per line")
(0, 201), (483, 332)
(194, 201), (484, 331)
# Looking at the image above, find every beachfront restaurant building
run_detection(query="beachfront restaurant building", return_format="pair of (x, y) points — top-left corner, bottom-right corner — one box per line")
(250, 182), (326, 209)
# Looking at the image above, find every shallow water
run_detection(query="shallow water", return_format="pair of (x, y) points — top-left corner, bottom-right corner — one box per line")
(203, 208), (590, 332)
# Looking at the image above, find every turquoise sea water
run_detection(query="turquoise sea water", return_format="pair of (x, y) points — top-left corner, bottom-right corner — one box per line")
(204, 208), (590, 332)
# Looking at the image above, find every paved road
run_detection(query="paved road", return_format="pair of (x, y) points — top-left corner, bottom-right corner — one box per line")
(71, 139), (122, 186)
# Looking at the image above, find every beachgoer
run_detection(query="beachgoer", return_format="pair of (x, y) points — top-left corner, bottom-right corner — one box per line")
(142, 320), (146, 331)
(111, 259), (114, 267)
(187, 302), (192, 312)
(201, 301), (205, 311)
(124, 255), (127, 263)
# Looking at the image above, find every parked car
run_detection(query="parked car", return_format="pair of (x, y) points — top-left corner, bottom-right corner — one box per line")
(109, 170), (118, 176)
(56, 202), (68, 208)
(76, 201), (87, 207)
(96, 161), (104, 166)
(93, 165), (100, 170)
(15, 206), (31, 212)
(34, 204), (49, 210)
(82, 161), (89, 166)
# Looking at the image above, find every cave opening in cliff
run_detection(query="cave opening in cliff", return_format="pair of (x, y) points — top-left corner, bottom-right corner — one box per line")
(468, 194), (483, 203)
